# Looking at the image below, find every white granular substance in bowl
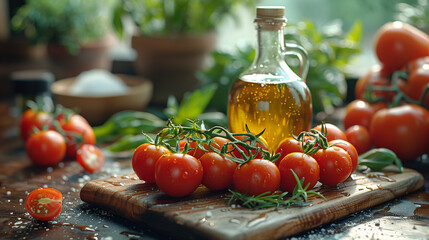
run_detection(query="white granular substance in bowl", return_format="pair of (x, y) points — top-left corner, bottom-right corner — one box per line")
(69, 69), (129, 96)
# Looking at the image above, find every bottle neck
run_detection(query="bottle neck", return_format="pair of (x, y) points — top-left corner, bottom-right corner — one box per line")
(254, 23), (285, 65)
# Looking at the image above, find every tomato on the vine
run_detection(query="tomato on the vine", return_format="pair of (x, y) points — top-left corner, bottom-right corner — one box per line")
(313, 123), (347, 142)
(278, 152), (319, 193)
(25, 130), (66, 166)
(76, 144), (105, 173)
(155, 153), (203, 197)
(199, 152), (237, 191)
(313, 147), (352, 186)
(233, 159), (280, 196)
(345, 125), (371, 155)
(20, 109), (52, 141)
(60, 114), (95, 157)
(180, 137), (232, 159)
(232, 135), (269, 159)
(329, 139), (358, 173)
(132, 143), (170, 183)
(179, 140), (205, 159)
(275, 137), (303, 167)
(355, 66), (391, 100)
(403, 57), (429, 108)
(25, 188), (62, 221)
(370, 104), (429, 161)
(374, 21), (429, 74)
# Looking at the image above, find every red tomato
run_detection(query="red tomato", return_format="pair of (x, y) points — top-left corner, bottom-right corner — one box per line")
(374, 21), (429, 74)
(329, 139), (358, 173)
(233, 159), (280, 196)
(60, 114), (95, 157)
(403, 59), (429, 108)
(232, 135), (269, 159)
(180, 137), (232, 159)
(313, 123), (347, 142)
(370, 104), (429, 161)
(278, 153), (319, 193)
(343, 100), (376, 130)
(20, 109), (52, 141)
(25, 188), (62, 221)
(275, 137), (303, 167)
(25, 130), (66, 166)
(155, 153), (203, 197)
(407, 56), (429, 73)
(355, 66), (391, 101)
(345, 125), (371, 155)
(313, 147), (352, 186)
(132, 143), (170, 183)
(184, 141), (208, 159)
(199, 152), (238, 191)
(208, 137), (233, 153)
(76, 144), (105, 173)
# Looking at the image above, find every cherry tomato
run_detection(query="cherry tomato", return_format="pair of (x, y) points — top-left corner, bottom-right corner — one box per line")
(313, 147), (352, 186)
(183, 140), (208, 159)
(155, 153), (203, 197)
(20, 109), (52, 141)
(233, 159), (280, 196)
(25, 188), (62, 221)
(180, 137), (232, 159)
(25, 130), (66, 166)
(345, 125), (371, 155)
(313, 123), (347, 142)
(275, 137), (303, 167)
(407, 56), (429, 73)
(355, 66), (391, 101)
(278, 152), (319, 193)
(329, 139), (358, 173)
(375, 21), (429, 74)
(60, 114), (95, 157)
(343, 100), (376, 130)
(370, 104), (429, 161)
(132, 143), (170, 183)
(232, 135), (269, 159)
(199, 152), (238, 191)
(76, 144), (105, 173)
(403, 58), (429, 108)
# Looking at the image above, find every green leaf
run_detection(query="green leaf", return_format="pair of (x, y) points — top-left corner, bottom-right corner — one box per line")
(358, 148), (403, 172)
(173, 84), (217, 124)
(112, 4), (125, 39)
(345, 20), (362, 43)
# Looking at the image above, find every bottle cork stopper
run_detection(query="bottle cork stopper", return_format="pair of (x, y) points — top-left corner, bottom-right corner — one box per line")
(256, 6), (285, 19)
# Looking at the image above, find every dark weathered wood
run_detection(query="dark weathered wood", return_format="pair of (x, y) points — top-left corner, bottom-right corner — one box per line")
(80, 169), (424, 240)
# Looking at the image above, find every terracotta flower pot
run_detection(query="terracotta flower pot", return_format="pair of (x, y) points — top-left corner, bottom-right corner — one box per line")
(47, 34), (115, 80)
(131, 32), (216, 105)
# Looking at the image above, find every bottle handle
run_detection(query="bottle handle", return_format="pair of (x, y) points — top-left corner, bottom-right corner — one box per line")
(284, 42), (309, 81)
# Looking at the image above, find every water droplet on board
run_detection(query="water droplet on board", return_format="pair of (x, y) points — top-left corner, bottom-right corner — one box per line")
(229, 218), (241, 224)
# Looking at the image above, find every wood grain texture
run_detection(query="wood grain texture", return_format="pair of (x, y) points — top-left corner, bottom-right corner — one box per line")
(80, 168), (424, 240)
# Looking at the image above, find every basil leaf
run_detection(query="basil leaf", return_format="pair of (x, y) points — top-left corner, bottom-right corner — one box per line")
(358, 148), (403, 172)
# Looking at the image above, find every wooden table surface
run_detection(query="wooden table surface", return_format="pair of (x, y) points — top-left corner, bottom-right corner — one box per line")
(1, 102), (429, 240)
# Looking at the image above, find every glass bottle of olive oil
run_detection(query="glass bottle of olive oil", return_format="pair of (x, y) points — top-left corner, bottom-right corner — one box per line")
(228, 6), (312, 151)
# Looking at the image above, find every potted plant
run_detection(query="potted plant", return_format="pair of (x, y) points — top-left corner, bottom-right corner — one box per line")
(11, 0), (117, 79)
(114, 0), (253, 105)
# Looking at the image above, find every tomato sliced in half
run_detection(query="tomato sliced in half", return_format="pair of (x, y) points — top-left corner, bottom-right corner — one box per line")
(76, 144), (105, 173)
(25, 188), (62, 221)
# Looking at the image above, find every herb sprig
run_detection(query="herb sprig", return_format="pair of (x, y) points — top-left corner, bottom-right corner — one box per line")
(227, 170), (326, 210)
(147, 119), (280, 165)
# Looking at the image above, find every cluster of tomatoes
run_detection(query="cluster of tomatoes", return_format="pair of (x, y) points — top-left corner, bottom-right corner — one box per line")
(344, 21), (429, 162)
(20, 104), (107, 221)
(20, 105), (104, 172)
(132, 123), (358, 198)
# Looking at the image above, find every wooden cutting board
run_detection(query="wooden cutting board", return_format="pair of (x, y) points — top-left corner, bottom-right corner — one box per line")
(80, 168), (424, 240)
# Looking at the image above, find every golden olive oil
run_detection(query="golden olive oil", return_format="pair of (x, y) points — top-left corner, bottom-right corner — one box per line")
(228, 75), (312, 151)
